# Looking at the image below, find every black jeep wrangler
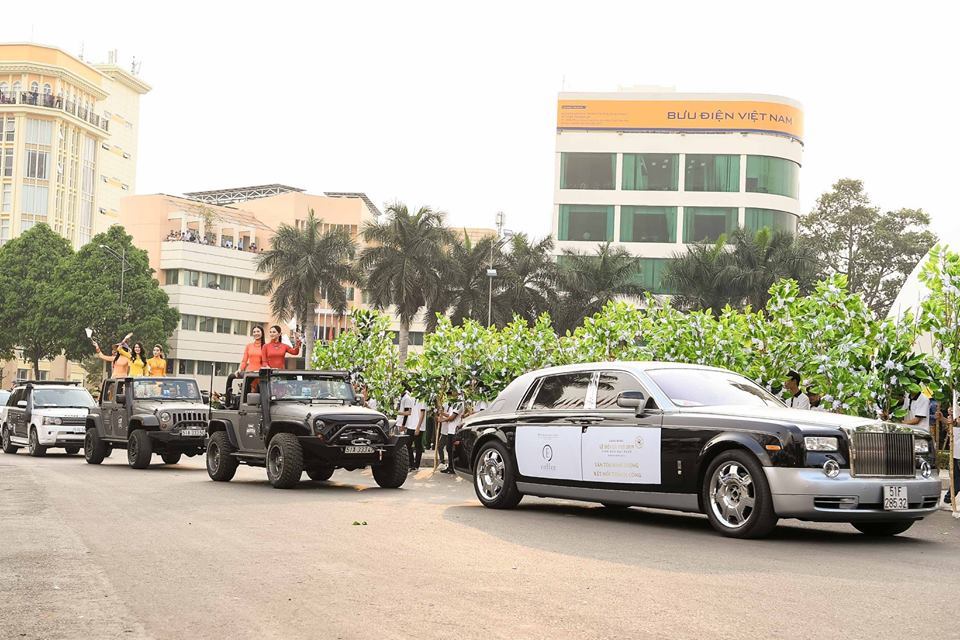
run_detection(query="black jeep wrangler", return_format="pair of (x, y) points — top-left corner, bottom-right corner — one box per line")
(84, 377), (208, 468)
(206, 369), (409, 489)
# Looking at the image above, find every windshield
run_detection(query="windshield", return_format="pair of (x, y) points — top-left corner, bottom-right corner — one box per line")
(0, 391), (9, 405)
(133, 379), (201, 401)
(270, 375), (355, 402)
(646, 368), (784, 408)
(33, 388), (96, 409)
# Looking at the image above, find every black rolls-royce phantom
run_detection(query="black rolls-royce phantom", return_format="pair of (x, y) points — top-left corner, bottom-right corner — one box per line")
(451, 362), (941, 538)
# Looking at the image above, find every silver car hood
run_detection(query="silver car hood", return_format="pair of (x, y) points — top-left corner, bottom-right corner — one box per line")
(676, 405), (925, 436)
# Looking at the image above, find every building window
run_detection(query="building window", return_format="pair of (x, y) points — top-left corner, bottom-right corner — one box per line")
(0, 219), (9, 245)
(198, 317), (216, 332)
(745, 156), (799, 198)
(21, 184), (49, 215)
(684, 154), (740, 192)
(214, 362), (237, 377)
(744, 208), (798, 235)
(683, 207), (738, 243)
(232, 320), (249, 336)
(216, 318), (231, 333)
(2, 148), (13, 177)
(219, 275), (234, 291)
(185, 270), (201, 286)
(622, 154), (678, 191)
(1, 184), (11, 212)
(25, 119), (52, 145)
(558, 204), (614, 242)
(178, 360), (195, 375)
(560, 153), (615, 190)
(253, 280), (270, 296)
(196, 361), (214, 376)
(181, 314), (197, 330)
(630, 258), (675, 294)
(619, 206), (677, 244)
(235, 277), (251, 294)
(25, 150), (49, 179)
(392, 331), (425, 346)
(164, 270), (179, 286)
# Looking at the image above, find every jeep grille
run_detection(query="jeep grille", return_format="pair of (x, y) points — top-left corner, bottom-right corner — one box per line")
(172, 411), (208, 430)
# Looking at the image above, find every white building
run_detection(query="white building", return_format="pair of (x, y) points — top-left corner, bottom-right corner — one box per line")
(553, 90), (804, 292)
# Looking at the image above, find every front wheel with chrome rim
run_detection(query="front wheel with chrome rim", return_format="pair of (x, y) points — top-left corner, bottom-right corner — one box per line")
(701, 450), (777, 539)
(1, 426), (19, 454)
(473, 440), (522, 509)
(28, 428), (47, 457)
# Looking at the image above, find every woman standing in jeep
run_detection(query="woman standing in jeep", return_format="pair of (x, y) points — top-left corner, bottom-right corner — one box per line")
(261, 324), (301, 369)
(92, 332), (134, 377)
(236, 325), (266, 374)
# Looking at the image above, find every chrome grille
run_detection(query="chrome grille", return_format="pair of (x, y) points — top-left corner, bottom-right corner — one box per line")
(60, 417), (86, 426)
(850, 432), (915, 477)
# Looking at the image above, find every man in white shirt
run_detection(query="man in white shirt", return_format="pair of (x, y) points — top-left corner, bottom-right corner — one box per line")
(901, 391), (930, 433)
(784, 371), (810, 410)
(405, 396), (426, 471)
(440, 398), (463, 474)
(395, 388), (413, 431)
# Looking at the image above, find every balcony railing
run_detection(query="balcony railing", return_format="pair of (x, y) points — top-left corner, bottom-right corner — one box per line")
(0, 91), (109, 132)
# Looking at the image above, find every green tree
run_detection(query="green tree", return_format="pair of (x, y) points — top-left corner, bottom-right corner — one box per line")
(59, 225), (180, 366)
(0, 224), (74, 378)
(358, 202), (454, 362)
(800, 178), (937, 315)
(551, 243), (643, 335)
(499, 234), (557, 325)
(663, 238), (734, 314)
(257, 209), (356, 365)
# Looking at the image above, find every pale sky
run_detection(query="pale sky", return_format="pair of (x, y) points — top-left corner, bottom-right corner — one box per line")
(5, 1), (959, 242)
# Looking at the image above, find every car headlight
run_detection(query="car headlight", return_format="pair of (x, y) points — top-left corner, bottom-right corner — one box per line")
(805, 436), (839, 452)
(42, 416), (62, 425)
(377, 419), (388, 430)
(159, 412), (172, 423)
(314, 419), (325, 434)
(915, 439), (930, 454)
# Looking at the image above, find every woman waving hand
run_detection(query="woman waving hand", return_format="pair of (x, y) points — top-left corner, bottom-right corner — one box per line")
(261, 325), (301, 370)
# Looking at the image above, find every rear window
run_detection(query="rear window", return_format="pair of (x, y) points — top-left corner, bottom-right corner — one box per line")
(530, 373), (592, 410)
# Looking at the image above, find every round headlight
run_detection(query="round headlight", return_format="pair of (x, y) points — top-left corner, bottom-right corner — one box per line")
(915, 439), (930, 454)
(822, 459), (841, 478)
(53, 417), (62, 425)
(920, 460), (933, 479)
(159, 412), (171, 423)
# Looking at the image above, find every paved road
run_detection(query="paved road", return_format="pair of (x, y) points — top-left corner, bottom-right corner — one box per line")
(1, 451), (958, 640)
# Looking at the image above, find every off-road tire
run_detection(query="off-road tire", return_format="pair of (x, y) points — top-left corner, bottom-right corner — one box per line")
(64, 447), (80, 455)
(852, 521), (916, 537)
(473, 440), (523, 509)
(266, 433), (304, 489)
(372, 446), (410, 488)
(1, 426), (19, 454)
(127, 429), (153, 469)
(161, 451), (182, 465)
(84, 428), (106, 464)
(307, 465), (335, 482)
(206, 432), (238, 482)
(28, 428), (47, 457)
(701, 449), (778, 539)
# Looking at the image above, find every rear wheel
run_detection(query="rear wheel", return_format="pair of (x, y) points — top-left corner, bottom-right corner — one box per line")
(307, 465), (335, 482)
(473, 441), (522, 509)
(852, 521), (915, 537)
(64, 447), (80, 455)
(702, 450), (778, 539)
(127, 430), (153, 469)
(161, 451), (182, 465)
(1, 426), (19, 454)
(28, 429), (47, 457)
(266, 433), (303, 489)
(84, 428), (106, 464)
(206, 431), (238, 482)
(372, 446), (409, 488)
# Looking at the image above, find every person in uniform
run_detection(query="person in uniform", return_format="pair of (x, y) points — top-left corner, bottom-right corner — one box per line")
(784, 371), (810, 410)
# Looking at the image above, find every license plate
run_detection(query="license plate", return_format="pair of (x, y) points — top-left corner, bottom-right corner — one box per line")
(344, 445), (374, 454)
(883, 485), (909, 511)
(179, 429), (206, 438)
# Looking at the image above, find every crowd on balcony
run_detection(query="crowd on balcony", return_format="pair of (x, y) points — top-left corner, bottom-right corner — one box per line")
(164, 229), (260, 252)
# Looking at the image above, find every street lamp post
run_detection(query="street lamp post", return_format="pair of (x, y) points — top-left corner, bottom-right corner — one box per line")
(98, 244), (129, 315)
(487, 212), (506, 327)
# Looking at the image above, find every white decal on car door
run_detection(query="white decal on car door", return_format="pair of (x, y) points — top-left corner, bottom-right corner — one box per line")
(581, 427), (661, 484)
(515, 426), (581, 481)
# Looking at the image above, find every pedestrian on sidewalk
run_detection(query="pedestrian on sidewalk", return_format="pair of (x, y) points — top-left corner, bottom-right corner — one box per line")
(784, 370), (810, 410)
(406, 395), (426, 472)
(937, 405), (957, 507)
(441, 395), (463, 474)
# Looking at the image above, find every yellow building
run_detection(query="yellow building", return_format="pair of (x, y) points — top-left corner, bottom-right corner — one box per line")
(0, 43), (150, 248)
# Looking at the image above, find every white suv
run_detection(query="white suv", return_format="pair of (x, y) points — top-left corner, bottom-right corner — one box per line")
(1, 382), (96, 456)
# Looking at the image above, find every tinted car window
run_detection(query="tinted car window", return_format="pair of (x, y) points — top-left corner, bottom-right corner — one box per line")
(103, 383), (115, 403)
(596, 371), (645, 409)
(531, 373), (592, 410)
(646, 368), (782, 408)
(0, 391), (9, 406)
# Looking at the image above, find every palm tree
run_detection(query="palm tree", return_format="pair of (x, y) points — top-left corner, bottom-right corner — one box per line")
(551, 243), (644, 334)
(665, 228), (818, 313)
(257, 209), (356, 366)
(358, 202), (454, 362)
(428, 233), (512, 329)
(499, 234), (557, 325)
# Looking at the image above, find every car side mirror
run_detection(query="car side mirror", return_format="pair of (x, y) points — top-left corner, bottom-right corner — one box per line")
(246, 393), (261, 406)
(17, 400), (26, 408)
(201, 390), (210, 404)
(616, 391), (645, 409)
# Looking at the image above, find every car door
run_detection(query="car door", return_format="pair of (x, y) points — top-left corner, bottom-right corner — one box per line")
(580, 370), (668, 490)
(100, 382), (116, 437)
(237, 378), (266, 453)
(10, 389), (26, 438)
(113, 381), (129, 438)
(514, 372), (593, 482)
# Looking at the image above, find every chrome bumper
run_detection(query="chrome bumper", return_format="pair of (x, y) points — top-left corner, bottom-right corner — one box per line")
(764, 468), (941, 521)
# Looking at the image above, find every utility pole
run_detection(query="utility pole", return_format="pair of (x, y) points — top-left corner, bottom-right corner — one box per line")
(487, 212), (505, 327)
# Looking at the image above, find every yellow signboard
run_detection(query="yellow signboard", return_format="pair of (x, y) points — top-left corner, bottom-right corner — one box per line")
(557, 99), (803, 142)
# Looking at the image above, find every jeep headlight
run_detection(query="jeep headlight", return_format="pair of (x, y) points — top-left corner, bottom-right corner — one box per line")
(804, 436), (839, 452)
(159, 412), (171, 423)
(42, 416), (62, 426)
(915, 439), (930, 454)
(314, 419), (325, 434)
